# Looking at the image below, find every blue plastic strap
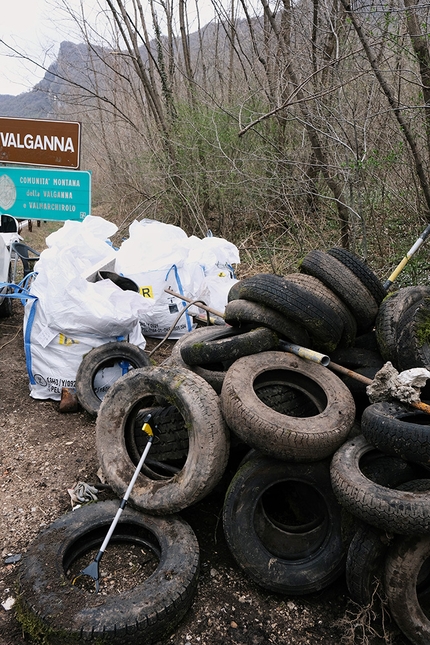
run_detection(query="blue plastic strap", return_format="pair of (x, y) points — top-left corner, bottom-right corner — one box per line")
(0, 280), (35, 300)
(165, 264), (193, 332)
(225, 263), (236, 279)
(24, 298), (38, 385)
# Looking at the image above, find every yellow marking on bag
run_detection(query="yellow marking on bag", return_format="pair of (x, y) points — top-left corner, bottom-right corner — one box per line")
(139, 286), (154, 298)
(58, 333), (79, 345)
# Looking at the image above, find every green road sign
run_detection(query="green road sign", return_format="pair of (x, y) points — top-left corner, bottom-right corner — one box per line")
(0, 166), (91, 221)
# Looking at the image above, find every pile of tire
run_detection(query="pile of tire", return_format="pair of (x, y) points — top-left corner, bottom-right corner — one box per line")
(18, 247), (430, 645)
(331, 413), (430, 645)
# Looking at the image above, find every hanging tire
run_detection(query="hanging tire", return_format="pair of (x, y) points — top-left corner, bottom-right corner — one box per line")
(220, 351), (355, 462)
(18, 501), (200, 645)
(375, 286), (430, 366)
(224, 299), (311, 347)
(222, 453), (345, 594)
(76, 341), (152, 416)
(300, 249), (378, 333)
(330, 434), (430, 534)
(179, 324), (279, 366)
(385, 533), (430, 645)
(96, 365), (229, 514)
(327, 247), (386, 305)
(361, 401), (430, 466)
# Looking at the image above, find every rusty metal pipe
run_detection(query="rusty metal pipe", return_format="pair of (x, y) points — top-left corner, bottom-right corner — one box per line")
(329, 361), (430, 415)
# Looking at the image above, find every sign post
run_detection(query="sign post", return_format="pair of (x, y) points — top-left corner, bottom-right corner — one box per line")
(0, 167), (91, 222)
(0, 117), (81, 169)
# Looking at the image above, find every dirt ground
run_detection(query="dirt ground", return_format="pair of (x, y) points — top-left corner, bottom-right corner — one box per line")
(0, 227), (412, 645)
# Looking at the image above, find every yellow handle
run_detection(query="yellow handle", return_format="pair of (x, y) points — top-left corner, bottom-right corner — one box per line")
(142, 422), (153, 437)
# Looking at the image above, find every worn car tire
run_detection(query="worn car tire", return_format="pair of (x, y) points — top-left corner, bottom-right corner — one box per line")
(327, 247), (386, 305)
(284, 273), (357, 347)
(330, 435), (430, 534)
(361, 401), (430, 465)
(222, 453), (345, 594)
(76, 341), (151, 416)
(225, 273), (344, 352)
(220, 351), (355, 462)
(96, 365), (229, 514)
(346, 480), (430, 606)
(375, 286), (430, 366)
(179, 324), (279, 367)
(300, 249), (378, 333)
(18, 501), (200, 644)
(166, 327), (232, 393)
(385, 533), (430, 645)
(346, 523), (392, 606)
(395, 299), (430, 371)
(224, 298), (311, 347)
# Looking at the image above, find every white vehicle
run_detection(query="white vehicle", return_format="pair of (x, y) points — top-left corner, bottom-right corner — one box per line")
(0, 215), (32, 318)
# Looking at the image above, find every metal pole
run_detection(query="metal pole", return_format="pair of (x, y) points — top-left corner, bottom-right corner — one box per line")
(383, 223), (430, 290)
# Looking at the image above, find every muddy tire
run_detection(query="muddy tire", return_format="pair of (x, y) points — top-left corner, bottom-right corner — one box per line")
(385, 533), (430, 645)
(345, 480), (430, 606)
(222, 454), (345, 594)
(96, 365), (229, 514)
(284, 273), (357, 347)
(133, 406), (189, 463)
(330, 435), (430, 534)
(361, 401), (430, 465)
(224, 273), (344, 352)
(300, 249), (378, 333)
(224, 299), (311, 347)
(76, 341), (151, 416)
(179, 324), (279, 366)
(375, 286), (430, 366)
(18, 501), (200, 644)
(220, 351), (355, 462)
(327, 247), (386, 305)
(166, 327), (232, 393)
(395, 299), (430, 371)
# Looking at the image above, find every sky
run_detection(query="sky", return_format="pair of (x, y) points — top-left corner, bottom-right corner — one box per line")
(0, 0), (217, 96)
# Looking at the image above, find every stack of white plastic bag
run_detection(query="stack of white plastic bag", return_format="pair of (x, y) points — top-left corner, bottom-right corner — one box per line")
(24, 216), (152, 400)
(114, 219), (240, 338)
(24, 216), (240, 401)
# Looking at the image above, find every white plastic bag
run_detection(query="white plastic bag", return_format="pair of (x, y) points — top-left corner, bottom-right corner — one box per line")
(115, 220), (240, 337)
(126, 263), (204, 339)
(23, 297), (146, 400)
(23, 216), (152, 400)
(31, 247), (153, 337)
